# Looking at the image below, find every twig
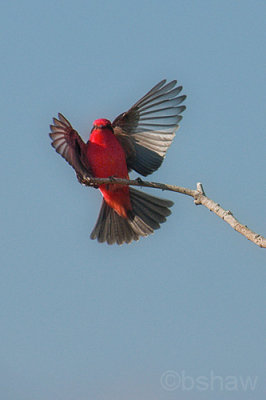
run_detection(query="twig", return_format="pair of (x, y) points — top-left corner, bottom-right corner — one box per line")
(81, 176), (266, 248)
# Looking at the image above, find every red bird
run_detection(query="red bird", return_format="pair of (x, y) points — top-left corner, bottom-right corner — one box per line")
(49, 79), (186, 244)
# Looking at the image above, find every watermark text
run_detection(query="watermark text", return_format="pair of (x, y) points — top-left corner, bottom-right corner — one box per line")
(160, 370), (258, 392)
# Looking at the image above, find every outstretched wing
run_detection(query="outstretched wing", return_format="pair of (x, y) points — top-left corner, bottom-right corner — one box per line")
(112, 79), (186, 176)
(49, 113), (92, 181)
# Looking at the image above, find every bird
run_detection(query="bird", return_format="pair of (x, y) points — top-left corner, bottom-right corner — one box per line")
(49, 79), (186, 245)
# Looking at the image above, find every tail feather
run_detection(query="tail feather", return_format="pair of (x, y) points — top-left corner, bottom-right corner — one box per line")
(129, 214), (153, 236)
(130, 188), (172, 218)
(90, 201), (137, 245)
(130, 203), (160, 230)
(90, 198), (107, 241)
(90, 187), (174, 245)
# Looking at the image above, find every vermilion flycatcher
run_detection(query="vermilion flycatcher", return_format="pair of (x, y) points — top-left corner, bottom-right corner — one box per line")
(49, 80), (186, 244)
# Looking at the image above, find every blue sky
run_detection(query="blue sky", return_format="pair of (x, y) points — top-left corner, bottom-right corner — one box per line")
(1, 0), (265, 399)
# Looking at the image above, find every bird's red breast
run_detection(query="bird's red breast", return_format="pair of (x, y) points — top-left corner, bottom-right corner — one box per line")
(86, 125), (132, 218)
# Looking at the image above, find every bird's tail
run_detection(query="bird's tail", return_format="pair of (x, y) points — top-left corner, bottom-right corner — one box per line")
(90, 188), (173, 245)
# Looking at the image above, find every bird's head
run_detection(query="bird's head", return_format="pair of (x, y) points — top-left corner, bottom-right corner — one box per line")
(92, 118), (112, 130)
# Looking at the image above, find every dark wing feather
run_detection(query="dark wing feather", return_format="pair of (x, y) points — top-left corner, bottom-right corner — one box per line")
(49, 113), (93, 181)
(112, 79), (186, 176)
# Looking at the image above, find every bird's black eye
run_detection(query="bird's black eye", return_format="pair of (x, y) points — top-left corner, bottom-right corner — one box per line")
(99, 123), (112, 129)
(92, 123), (113, 131)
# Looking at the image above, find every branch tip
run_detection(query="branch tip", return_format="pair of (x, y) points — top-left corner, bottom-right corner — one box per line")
(196, 182), (205, 195)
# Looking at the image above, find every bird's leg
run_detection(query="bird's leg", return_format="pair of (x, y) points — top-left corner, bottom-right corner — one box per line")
(77, 173), (99, 188)
(106, 175), (117, 190)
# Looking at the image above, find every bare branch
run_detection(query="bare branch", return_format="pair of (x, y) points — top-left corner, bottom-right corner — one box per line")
(81, 176), (266, 248)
